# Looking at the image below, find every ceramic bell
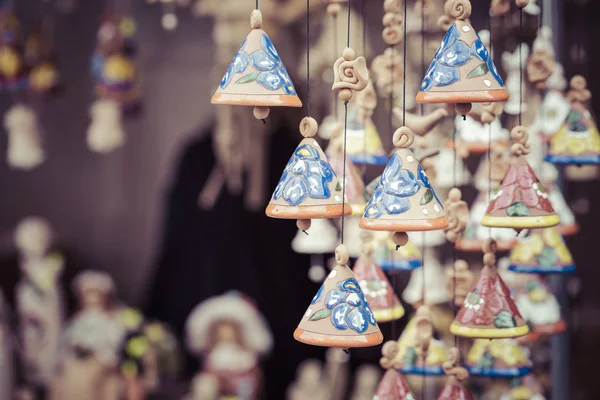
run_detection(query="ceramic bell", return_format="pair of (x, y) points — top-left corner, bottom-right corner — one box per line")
(451, 110), (509, 153)
(380, 306), (449, 376)
(465, 338), (532, 377)
(295, 245), (384, 347)
(513, 275), (566, 335)
(342, 216), (363, 259)
(373, 369), (416, 400)
(360, 127), (449, 233)
(372, 231), (422, 272)
(536, 90), (570, 141)
(292, 218), (338, 254)
(286, 359), (329, 400)
(433, 147), (472, 189)
(211, 10), (301, 119)
(353, 233), (405, 322)
(481, 126), (559, 230)
(509, 227), (575, 274)
(402, 248), (450, 306)
(437, 348), (474, 400)
(266, 117), (351, 230)
(546, 76), (600, 164)
(407, 228), (446, 248)
(416, 0), (508, 114)
(499, 376), (547, 400)
(451, 239), (529, 338)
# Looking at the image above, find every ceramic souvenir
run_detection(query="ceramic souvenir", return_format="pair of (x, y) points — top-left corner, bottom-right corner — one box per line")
(353, 233), (405, 322)
(450, 239), (529, 338)
(380, 306), (449, 375)
(370, 47), (403, 98)
(0, 292), (14, 400)
(499, 376), (546, 400)
(450, 113), (509, 154)
(381, 0), (403, 46)
(0, 11), (27, 89)
(503, 43), (529, 116)
(482, 126), (559, 229)
(445, 260), (474, 307)
(92, 13), (139, 111)
(393, 107), (450, 137)
(186, 292), (272, 400)
(444, 188), (468, 243)
(527, 35), (555, 91)
(350, 365), (381, 400)
(360, 127), (449, 233)
(323, 348), (351, 400)
(292, 218), (338, 255)
(372, 231), (422, 272)
(546, 76), (600, 164)
(4, 104), (44, 170)
(407, 229), (446, 248)
(509, 227), (575, 274)
(465, 338), (532, 377)
(332, 47), (369, 102)
(266, 117), (351, 231)
(211, 9), (301, 119)
(433, 147), (471, 189)
(512, 275), (566, 335)
(373, 369), (416, 400)
(295, 245), (383, 347)
(437, 348), (474, 400)
(416, 0), (508, 114)
(25, 27), (60, 94)
(286, 359), (329, 400)
(14, 217), (64, 388)
(341, 216), (363, 259)
(403, 248), (450, 306)
(87, 99), (126, 153)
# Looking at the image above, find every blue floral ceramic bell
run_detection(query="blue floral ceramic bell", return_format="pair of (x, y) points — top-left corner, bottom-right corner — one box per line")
(211, 10), (302, 120)
(415, 0), (508, 115)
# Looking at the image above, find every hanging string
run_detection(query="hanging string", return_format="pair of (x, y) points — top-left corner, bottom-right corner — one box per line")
(306, 0), (311, 117)
(256, 0), (258, 10)
(487, 7), (493, 239)
(340, 0), (352, 243)
(361, 0), (367, 178)
(518, 9), (523, 126)
(401, 0), (407, 125)
(333, 13), (339, 120)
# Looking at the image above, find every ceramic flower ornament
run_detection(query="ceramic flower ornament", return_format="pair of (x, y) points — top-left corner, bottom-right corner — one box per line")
(266, 117), (351, 232)
(212, 10), (302, 120)
(482, 126), (559, 230)
(508, 227), (575, 274)
(416, 0), (508, 115)
(295, 245), (384, 348)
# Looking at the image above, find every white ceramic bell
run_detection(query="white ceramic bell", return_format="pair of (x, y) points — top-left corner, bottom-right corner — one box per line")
(454, 115), (509, 151)
(407, 228), (447, 248)
(292, 219), (338, 254)
(402, 247), (449, 306)
(433, 147), (471, 189)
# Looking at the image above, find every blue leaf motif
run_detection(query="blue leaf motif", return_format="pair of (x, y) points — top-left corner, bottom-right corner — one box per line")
(346, 307), (369, 333)
(364, 203), (384, 219)
(331, 303), (351, 330)
(294, 145), (319, 160)
(273, 169), (288, 200)
(417, 165), (431, 188)
(471, 39), (488, 62)
(429, 64), (460, 87)
(311, 284), (324, 304)
(488, 59), (504, 86)
(282, 176), (308, 206)
(364, 303), (376, 326)
(438, 40), (471, 67)
(261, 33), (281, 63)
(325, 290), (349, 309)
(257, 68), (287, 90)
(433, 23), (460, 60)
(381, 154), (402, 183)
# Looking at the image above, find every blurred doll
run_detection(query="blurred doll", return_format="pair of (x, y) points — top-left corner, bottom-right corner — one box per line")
(4, 104), (44, 170)
(87, 99), (126, 153)
(185, 292), (273, 400)
(14, 217), (64, 390)
(286, 359), (328, 400)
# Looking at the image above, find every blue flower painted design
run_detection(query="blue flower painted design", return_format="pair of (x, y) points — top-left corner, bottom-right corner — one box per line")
(363, 154), (420, 218)
(471, 32), (504, 86)
(220, 39), (249, 88)
(272, 144), (335, 206)
(417, 165), (442, 207)
(325, 278), (376, 333)
(311, 284), (324, 304)
(251, 34), (296, 94)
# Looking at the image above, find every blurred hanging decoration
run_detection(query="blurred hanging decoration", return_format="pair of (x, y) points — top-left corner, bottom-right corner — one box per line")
(464, 338), (532, 377)
(381, 0), (403, 46)
(450, 239), (529, 338)
(445, 259), (473, 307)
(502, 43), (529, 116)
(481, 126), (559, 230)
(402, 250), (450, 306)
(0, 10), (26, 89)
(86, 99), (126, 153)
(546, 75), (600, 165)
(294, 245), (384, 347)
(211, 9), (302, 120)
(373, 369), (415, 400)
(353, 232), (405, 323)
(508, 227), (576, 274)
(499, 375), (547, 400)
(526, 30), (555, 90)
(291, 218), (338, 283)
(0, 292), (14, 400)
(436, 348), (474, 400)
(416, 0), (508, 116)
(146, 0), (179, 31)
(5, 104), (44, 169)
(372, 231), (423, 272)
(450, 99), (509, 154)
(443, 187), (468, 243)
(25, 21), (61, 95)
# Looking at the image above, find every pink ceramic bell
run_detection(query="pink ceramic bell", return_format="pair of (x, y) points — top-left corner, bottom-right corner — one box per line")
(374, 369), (415, 400)
(437, 348), (474, 400)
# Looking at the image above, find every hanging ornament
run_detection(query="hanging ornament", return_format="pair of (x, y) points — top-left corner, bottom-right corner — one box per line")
(450, 104), (509, 154)
(490, 0), (510, 17)
(332, 47), (369, 102)
(393, 107), (449, 137)
(546, 75), (600, 165)
(294, 245), (384, 347)
(527, 39), (555, 91)
(291, 218), (338, 283)
(445, 259), (474, 307)
(464, 338), (532, 377)
(86, 99), (126, 153)
(371, 47), (403, 98)
(499, 375), (547, 400)
(444, 188), (468, 243)
(266, 117), (350, 231)
(360, 127), (449, 238)
(5, 104), (44, 170)
(450, 239), (529, 338)
(437, 348), (474, 400)
(416, 0), (508, 116)
(0, 11), (26, 89)
(341, 216), (363, 259)
(403, 250), (450, 307)
(481, 126), (559, 230)
(508, 227), (575, 274)
(372, 232), (422, 272)
(433, 147), (471, 190)
(373, 369), (415, 400)
(353, 232), (405, 322)
(25, 24), (61, 95)
(381, 0), (403, 46)
(502, 43), (529, 116)
(380, 305), (449, 375)
(211, 9), (302, 120)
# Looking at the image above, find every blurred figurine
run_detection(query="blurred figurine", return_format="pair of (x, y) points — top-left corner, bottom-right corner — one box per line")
(350, 365), (381, 400)
(24, 25), (60, 95)
(87, 99), (126, 153)
(185, 292), (273, 400)
(286, 359), (328, 400)
(4, 104), (44, 170)
(503, 43), (530, 116)
(14, 217), (64, 390)
(0, 10), (26, 89)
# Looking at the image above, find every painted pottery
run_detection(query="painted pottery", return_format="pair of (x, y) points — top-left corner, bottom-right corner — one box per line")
(465, 338), (532, 377)
(508, 227), (575, 274)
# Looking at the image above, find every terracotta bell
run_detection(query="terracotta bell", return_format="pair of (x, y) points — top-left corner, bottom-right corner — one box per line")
(481, 126), (560, 230)
(373, 369), (415, 400)
(416, 0), (508, 114)
(372, 232), (422, 272)
(353, 233), (405, 323)
(450, 239), (529, 339)
(211, 10), (302, 120)
(437, 348), (474, 400)
(294, 245), (384, 348)
(266, 117), (351, 231)
(360, 127), (449, 233)
(546, 75), (600, 164)
(465, 338), (532, 377)
(508, 227), (575, 274)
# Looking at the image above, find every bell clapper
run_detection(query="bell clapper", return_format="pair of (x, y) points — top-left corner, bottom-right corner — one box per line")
(392, 231), (408, 250)
(297, 219), (312, 234)
(455, 103), (472, 119)
(253, 106), (270, 121)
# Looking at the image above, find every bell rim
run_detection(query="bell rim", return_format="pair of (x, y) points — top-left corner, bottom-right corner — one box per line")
(449, 322), (530, 339)
(372, 304), (405, 323)
(415, 89), (509, 104)
(293, 327), (384, 348)
(359, 215), (449, 231)
(480, 214), (560, 229)
(266, 203), (352, 219)
(211, 92), (303, 107)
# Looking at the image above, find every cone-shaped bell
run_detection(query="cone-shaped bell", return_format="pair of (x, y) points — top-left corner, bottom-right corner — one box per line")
(546, 76), (600, 164)
(481, 127), (559, 230)
(294, 245), (384, 347)
(437, 381), (474, 400)
(372, 232), (422, 272)
(451, 239), (529, 339)
(508, 227), (575, 274)
(513, 275), (567, 335)
(403, 248), (449, 306)
(360, 127), (449, 231)
(437, 348), (474, 400)
(211, 11), (302, 110)
(464, 338), (532, 377)
(501, 375), (547, 400)
(374, 369), (415, 400)
(291, 219), (338, 254)
(416, 2), (508, 105)
(266, 118), (351, 220)
(354, 234), (404, 322)
(449, 114), (509, 154)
